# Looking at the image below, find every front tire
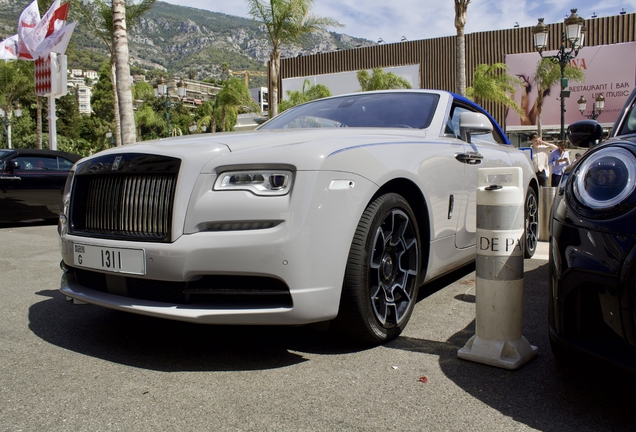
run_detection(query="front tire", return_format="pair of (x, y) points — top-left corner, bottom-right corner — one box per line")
(338, 193), (421, 345)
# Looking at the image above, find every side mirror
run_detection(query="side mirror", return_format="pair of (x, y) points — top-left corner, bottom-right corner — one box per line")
(459, 112), (493, 143)
(567, 120), (603, 148)
(4, 160), (19, 173)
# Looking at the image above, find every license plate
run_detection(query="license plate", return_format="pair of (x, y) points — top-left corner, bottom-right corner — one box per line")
(73, 244), (146, 275)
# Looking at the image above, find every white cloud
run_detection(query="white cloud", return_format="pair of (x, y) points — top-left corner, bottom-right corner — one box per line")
(160, 0), (636, 42)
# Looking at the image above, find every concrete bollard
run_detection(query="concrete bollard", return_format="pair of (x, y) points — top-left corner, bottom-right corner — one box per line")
(458, 167), (538, 370)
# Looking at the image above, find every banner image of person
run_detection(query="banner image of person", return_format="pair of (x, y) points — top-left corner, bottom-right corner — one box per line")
(505, 42), (636, 131)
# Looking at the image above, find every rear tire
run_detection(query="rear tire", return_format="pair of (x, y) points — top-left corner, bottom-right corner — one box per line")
(337, 193), (421, 345)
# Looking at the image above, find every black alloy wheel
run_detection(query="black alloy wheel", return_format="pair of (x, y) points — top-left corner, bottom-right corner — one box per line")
(525, 188), (538, 258)
(338, 193), (421, 344)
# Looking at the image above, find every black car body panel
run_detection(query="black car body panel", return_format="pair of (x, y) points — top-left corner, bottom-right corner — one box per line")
(550, 88), (636, 371)
(0, 149), (81, 222)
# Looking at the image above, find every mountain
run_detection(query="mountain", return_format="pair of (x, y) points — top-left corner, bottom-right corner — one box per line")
(0, 0), (373, 83)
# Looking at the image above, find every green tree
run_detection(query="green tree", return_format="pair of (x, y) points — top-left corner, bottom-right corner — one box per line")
(532, 58), (585, 136)
(56, 93), (82, 140)
(134, 104), (165, 140)
(279, 79), (331, 112)
(246, 0), (341, 118)
(0, 61), (32, 149)
(357, 68), (412, 91)
(90, 63), (115, 123)
(215, 77), (260, 131)
(466, 63), (525, 118)
(132, 81), (155, 103)
(454, 0), (471, 96)
(193, 100), (216, 133)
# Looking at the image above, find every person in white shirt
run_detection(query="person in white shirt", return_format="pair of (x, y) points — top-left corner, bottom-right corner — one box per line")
(548, 141), (571, 186)
(530, 133), (558, 187)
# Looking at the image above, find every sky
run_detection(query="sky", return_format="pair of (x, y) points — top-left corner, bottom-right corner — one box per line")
(161, 0), (636, 43)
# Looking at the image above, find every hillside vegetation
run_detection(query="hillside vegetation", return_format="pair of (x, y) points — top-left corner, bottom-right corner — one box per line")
(0, 0), (372, 83)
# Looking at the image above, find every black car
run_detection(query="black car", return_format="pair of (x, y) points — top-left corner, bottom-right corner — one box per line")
(549, 89), (636, 371)
(0, 149), (81, 222)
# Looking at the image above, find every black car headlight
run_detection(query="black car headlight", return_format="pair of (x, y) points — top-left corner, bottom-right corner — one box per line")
(573, 147), (636, 210)
(214, 170), (294, 196)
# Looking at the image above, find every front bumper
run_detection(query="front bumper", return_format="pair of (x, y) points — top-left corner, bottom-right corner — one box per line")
(549, 217), (636, 370)
(60, 171), (377, 324)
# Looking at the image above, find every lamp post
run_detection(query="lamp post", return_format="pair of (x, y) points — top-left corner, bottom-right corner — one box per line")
(155, 77), (187, 137)
(105, 128), (115, 146)
(0, 104), (23, 149)
(533, 9), (585, 141)
(577, 93), (605, 119)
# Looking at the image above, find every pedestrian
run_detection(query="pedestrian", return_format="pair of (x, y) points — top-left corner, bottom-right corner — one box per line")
(530, 133), (558, 187)
(549, 141), (571, 186)
(574, 152), (582, 163)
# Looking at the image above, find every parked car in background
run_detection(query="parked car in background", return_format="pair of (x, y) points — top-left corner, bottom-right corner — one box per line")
(550, 88), (636, 371)
(58, 90), (538, 344)
(0, 149), (81, 223)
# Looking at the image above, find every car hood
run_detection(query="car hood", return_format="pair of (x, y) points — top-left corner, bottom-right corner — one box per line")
(606, 134), (636, 145)
(92, 128), (432, 172)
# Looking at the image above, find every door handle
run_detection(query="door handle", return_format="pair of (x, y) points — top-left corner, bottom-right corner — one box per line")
(455, 152), (483, 164)
(0, 176), (21, 180)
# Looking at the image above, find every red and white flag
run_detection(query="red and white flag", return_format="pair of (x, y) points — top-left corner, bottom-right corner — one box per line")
(0, 35), (19, 60)
(17, 0), (40, 42)
(46, 1), (70, 38)
(23, 0), (68, 54)
(0, 34), (34, 61)
(33, 21), (76, 57)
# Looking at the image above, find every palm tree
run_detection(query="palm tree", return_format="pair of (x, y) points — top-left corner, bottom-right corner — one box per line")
(112, 0), (137, 144)
(454, 0), (471, 96)
(357, 68), (412, 91)
(466, 63), (525, 119)
(246, 0), (341, 118)
(279, 79), (331, 112)
(215, 77), (260, 132)
(532, 58), (584, 136)
(72, 0), (155, 145)
(134, 104), (164, 139)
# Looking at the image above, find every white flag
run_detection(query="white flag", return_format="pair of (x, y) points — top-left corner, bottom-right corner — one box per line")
(33, 21), (76, 57)
(23, 0), (61, 53)
(17, 0), (40, 43)
(0, 35), (19, 60)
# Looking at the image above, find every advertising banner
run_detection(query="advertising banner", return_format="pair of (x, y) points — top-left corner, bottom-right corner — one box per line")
(505, 42), (636, 131)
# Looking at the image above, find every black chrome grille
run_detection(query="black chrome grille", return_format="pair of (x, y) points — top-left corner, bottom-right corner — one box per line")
(69, 153), (180, 242)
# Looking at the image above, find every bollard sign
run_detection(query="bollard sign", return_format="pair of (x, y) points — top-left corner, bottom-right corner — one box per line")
(458, 167), (538, 370)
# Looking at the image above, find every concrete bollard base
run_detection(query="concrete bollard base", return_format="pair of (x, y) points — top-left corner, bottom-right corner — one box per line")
(458, 335), (538, 370)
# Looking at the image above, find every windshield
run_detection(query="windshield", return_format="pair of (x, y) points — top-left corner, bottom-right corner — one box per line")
(261, 92), (440, 130)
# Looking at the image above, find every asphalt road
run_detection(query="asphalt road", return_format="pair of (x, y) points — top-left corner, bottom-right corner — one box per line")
(1, 222), (635, 431)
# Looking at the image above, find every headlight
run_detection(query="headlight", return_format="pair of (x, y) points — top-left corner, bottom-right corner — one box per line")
(573, 147), (636, 209)
(214, 170), (294, 196)
(58, 168), (76, 236)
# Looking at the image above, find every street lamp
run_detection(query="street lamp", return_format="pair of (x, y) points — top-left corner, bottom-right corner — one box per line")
(154, 77), (187, 137)
(577, 93), (605, 119)
(533, 9), (586, 141)
(0, 103), (23, 149)
(105, 128), (115, 146)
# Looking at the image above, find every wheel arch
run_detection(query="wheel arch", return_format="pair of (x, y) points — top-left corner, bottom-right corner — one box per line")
(371, 178), (431, 284)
